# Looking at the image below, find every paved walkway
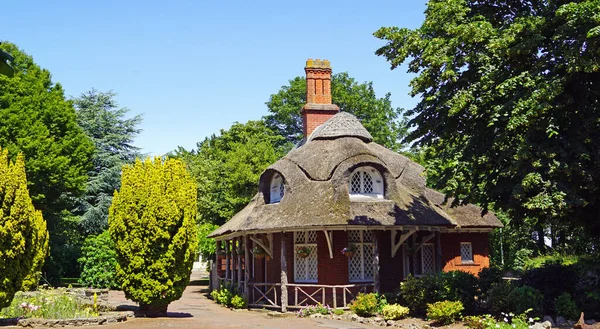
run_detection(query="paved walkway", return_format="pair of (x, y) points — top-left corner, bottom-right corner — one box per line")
(103, 271), (373, 329)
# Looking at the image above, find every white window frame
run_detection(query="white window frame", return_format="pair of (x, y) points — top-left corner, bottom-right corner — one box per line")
(421, 243), (435, 275)
(294, 231), (318, 283)
(349, 167), (384, 200)
(269, 173), (285, 204)
(460, 242), (474, 264)
(348, 230), (375, 282)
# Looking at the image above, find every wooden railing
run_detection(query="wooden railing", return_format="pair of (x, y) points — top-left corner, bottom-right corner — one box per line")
(246, 282), (373, 309)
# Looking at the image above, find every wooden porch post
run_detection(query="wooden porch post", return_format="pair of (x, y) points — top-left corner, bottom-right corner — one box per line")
(435, 231), (443, 272)
(232, 239), (237, 287)
(225, 240), (231, 281)
(215, 240), (221, 288)
(280, 233), (289, 312)
(237, 237), (243, 292)
(373, 232), (380, 293)
(244, 235), (250, 302)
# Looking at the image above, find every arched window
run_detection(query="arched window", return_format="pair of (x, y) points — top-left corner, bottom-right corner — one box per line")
(269, 173), (285, 203)
(349, 167), (384, 199)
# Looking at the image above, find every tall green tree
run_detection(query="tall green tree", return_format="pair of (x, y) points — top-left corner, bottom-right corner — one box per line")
(264, 72), (408, 151)
(74, 89), (143, 235)
(176, 120), (288, 226)
(0, 42), (94, 281)
(109, 157), (198, 313)
(375, 0), (600, 234)
(0, 149), (48, 307)
(0, 42), (94, 217)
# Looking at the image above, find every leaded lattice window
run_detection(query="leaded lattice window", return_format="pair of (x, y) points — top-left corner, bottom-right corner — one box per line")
(348, 167), (384, 199)
(294, 231), (318, 282)
(460, 242), (473, 263)
(270, 173), (284, 203)
(421, 243), (434, 274)
(348, 230), (375, 282)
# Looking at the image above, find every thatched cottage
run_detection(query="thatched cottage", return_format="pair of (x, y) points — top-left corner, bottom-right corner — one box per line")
(208, 59), (502, 311)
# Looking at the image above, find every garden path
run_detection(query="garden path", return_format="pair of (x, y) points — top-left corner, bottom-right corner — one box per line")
(104, 271), (373, 329)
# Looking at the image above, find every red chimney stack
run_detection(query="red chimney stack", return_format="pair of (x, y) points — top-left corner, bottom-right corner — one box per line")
(301, 59), (339, 137)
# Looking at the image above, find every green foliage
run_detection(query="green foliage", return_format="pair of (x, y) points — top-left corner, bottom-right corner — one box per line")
(509, 286), (544, 316)
(523, 254), (583, 271)
(211, 288), (233, 306)
(230, 295), (246, 309)
(77, 231), (118, 289)
(521, 264), (577, 314)
(554, 293), (579, 320)
(349, 293), (383, 317)
(486, 281), (516, 316)
(478, 267), (503, 297)
(477, 312), (537, 329)
(486, 281), (544, 317)
(0, 288), (97, 319)
(399, 272), (478, 315)
(0, 42), (94, 283)
(0, 149), (49, 308)
(210, 284), (245, 309)
(375, 0), (600, 236)
(73, 89), (142, 235)
(381, 304), (410, 320)
(297, 304), (333, 317)
(333, 308), (345, 316)
(175, 120), (288, 226)
(108, 157), (198, 307)
(196, 223), (219, 261)
(264, 72), (408, 151)
(426, 300), (463, 325)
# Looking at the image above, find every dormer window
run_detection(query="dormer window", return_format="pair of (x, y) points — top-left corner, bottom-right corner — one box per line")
(349, 167), (384, 200)
(269, 173), (285, 203)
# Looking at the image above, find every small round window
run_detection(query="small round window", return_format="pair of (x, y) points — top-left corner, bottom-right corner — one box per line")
(270, 173), (285, 203)
(349, 167), (384, 199)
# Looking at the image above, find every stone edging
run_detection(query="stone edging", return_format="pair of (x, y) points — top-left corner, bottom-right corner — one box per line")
(15, 311), (134, 327)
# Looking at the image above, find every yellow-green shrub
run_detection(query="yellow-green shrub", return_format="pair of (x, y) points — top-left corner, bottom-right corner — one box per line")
(0, 150), (49, 307)
(349, 293), (379, 317)
(381, 304), (410, 320)
(426, 300), (464, 324)
(108, 157), (198, 309)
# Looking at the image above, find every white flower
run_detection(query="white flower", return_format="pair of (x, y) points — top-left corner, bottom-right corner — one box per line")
(529, 318), (534, 323)
(496, 324), (500, 328)
(504, 318), (509, 323)
(512, 325), (516, 328)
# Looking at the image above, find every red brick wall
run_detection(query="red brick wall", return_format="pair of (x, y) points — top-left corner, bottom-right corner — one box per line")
(302, 110), (337, 137)
(441, 232), (490, 275)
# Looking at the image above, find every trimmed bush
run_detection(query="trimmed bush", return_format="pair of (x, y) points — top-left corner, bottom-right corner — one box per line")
(0, 150), (49, 307)
(555, 293), (579, 320)
(426, 300), (464, 324)
(349, 293), (379, 317)
(78, 231), (118, 289)
(486, 280), (515, 315)
(108, 157), (198, 311)
(381, 304), (410, 320)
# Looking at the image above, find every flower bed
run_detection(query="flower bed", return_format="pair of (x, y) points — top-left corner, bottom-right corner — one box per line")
(0, 286), (127, 326)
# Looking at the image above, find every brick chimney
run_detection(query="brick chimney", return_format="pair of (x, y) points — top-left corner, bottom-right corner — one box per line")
(302, 59), (339, 137)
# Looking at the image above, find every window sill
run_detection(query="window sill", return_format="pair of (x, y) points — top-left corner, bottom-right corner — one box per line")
(456, 262), (479, 266)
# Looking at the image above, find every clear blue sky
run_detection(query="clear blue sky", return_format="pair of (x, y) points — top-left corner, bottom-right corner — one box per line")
(2, 0), (427, 155)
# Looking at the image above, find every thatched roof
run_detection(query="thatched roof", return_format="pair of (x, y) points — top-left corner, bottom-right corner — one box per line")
(209, 112), (502, 238)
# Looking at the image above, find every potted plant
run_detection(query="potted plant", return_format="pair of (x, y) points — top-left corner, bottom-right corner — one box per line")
(296, 246), (311, 258)
(341, 244), (357, 258)
(252, 246), (266, 259)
